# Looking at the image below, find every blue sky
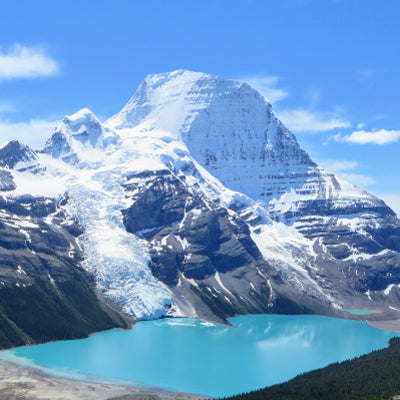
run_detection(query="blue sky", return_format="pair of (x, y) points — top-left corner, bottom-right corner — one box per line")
(0, 0), (399, 214)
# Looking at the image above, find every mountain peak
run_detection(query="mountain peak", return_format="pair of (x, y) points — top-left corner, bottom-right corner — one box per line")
(143, 69), (215, 88)
(43, 108), (118, 164)
(104, 70), (314, 202)
(1, 70), (400, 325)
(59, 108), (102, 146)
(105, 70), (259, 131)
(0, 140), (38, 170)
(63, 107), (97, 123)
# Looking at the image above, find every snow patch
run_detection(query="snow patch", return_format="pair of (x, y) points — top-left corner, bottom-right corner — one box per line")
(214, 272), (233, 297)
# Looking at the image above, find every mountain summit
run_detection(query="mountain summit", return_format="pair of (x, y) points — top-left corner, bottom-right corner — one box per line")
(0, 70), (399, 329)
(107, 71), (386, 217)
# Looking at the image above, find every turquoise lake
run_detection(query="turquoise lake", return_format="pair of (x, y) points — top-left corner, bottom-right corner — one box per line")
(341, 309), (374, 315)
(3, 314), (398, 397)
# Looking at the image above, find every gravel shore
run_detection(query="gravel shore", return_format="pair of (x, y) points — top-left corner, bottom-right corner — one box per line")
(367, 318), (400, 334)
(0, 362), (208, 400)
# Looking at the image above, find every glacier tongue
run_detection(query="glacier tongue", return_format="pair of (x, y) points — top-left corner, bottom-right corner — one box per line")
(64, 167), (172, 320)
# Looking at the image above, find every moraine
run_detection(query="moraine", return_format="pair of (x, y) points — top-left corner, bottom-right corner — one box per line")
(2, 314), (398, 398)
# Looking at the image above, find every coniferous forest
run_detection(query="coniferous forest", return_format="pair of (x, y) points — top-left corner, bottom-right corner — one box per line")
(222, 337), (400, 400)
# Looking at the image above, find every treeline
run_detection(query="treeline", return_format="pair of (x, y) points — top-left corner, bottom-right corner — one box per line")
(222, 337), (400, 400)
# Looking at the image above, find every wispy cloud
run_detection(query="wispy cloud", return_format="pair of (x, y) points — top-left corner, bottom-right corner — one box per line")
(0, 44), (59, 81)
(316, 158), (359, 172)
(333, 129), (400, 145)
(239, 76), (351, 136)
(316, 158), (375, 189)
(239, 75), (289, 103)
(0, 119), (57, 148)
(337, 172), (376, 188)
(277, 109), (350, 133)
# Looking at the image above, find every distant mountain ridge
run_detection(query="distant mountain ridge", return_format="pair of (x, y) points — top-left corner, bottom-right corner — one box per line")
(0, 70), (399, 330)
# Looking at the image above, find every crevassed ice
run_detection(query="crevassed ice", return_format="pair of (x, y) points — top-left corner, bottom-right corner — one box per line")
(64, 167), (172, 320)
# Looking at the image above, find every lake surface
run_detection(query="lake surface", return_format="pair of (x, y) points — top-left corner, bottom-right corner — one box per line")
(3, 314), (398, 397)
(341, 309), (374, 315)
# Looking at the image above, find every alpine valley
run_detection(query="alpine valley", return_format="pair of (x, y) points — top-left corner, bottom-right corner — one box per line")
(1, 70), (400, 348)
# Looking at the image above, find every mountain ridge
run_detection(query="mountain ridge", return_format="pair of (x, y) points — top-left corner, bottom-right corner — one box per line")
(0, 69), (399, 326)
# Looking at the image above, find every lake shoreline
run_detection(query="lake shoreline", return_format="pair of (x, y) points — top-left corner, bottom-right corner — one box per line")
(2, 312), (400, 399)
(0, 361), (209, 400)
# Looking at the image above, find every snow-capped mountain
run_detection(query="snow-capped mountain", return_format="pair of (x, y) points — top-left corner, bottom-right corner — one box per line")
(0, 140), (42, 173)
(43, 108), (119, 165)
(1, 70), (400, 326)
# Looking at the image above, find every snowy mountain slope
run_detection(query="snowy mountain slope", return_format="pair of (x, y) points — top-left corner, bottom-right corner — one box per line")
(1, 69), (400, 323)
(0, 140), (43, 173)
(105, 70), (400, 311)
(0, 190), (129, 349)
(0, 170), (15, 191)
(107, 70), (388, 220)
(43, 108), (118, 165)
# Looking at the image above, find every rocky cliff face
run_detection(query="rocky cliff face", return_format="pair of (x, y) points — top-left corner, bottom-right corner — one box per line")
(0, 170), (16, 191)
(0, 69), (399, 326)
(0, 140), (42, 173)
(121, 169), (323, 323)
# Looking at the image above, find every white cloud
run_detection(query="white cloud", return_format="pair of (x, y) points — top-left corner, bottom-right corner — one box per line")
(0, 44), (59, 81)
(336, 129), (400, 145)
(337, 172), (376, 188)
(316, 158), (375, 189)
(356, 123), (365, 129)
(277, 109), (351, 133)
(239, 75), (289, 103)
(316, 158), (359, 173)
(0, 119), (57, 149)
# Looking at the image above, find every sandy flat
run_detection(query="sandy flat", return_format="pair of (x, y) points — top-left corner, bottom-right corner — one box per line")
(367, 318), (400, 334)
(0, 362), (208, 400)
